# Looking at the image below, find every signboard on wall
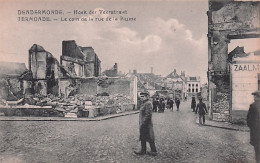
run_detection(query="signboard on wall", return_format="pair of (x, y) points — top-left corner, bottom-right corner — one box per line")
(231, 63), (259, 111)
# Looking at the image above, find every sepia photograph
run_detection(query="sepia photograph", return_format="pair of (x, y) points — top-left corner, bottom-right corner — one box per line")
(0, 0), (259, 162)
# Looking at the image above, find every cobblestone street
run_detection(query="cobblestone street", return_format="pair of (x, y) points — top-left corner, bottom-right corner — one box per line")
(0, 101), (255, 163)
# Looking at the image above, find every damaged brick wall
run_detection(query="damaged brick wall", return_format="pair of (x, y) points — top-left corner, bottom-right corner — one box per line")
(60, 60), (78, 77)
(208, 0), (260, 72)
(0, 78), (23, 101)
(103, 63), (118, 77)
(208, 0), (260, 121)
(62, 40), (84, 60)
(35, 80), (47, 96)
(78, 78), (97, 96)
(58, 79), (76, 97)
(61, 40), (101, 77)
(80, 47), (101, 77)
(29, 44), (68, 96)
(60, 77), (134, 97)
(211, 75), (230, 121)
(97, 78), (131, 96)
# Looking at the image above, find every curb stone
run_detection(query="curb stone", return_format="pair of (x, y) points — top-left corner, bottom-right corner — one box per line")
(195, 119), (249, 132)
(0, 110), (140, 121)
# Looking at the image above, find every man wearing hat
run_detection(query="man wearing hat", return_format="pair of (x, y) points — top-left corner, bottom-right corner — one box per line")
(247, 90), (260, 163)
(134, 92), (157, 156)
(195, 98), (208, 125)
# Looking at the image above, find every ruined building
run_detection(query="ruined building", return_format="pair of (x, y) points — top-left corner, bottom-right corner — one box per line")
(103, 63), (118, 77)
(207, 0), (260, 122)
(29, 44), (70, 96)
(61, 40), (101, 78)
(0, 41), (138, 117)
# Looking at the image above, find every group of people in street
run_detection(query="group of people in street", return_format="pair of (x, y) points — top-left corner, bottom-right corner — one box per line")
(135, 90), (260, 163)
(134, 93), (183, 157)
(152, 97), (181, 113)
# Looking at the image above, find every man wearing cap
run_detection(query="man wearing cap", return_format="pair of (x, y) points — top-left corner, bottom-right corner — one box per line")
(247, 90), (260, 163)
(195, 98), (208, 125)
(134, 92), (157, 156)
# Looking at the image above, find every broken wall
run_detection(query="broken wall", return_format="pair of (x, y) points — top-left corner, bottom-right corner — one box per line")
(61, 40), (101, 77)
(58, 78), (76, 97)
(81, 47), (101, 77)
(209, 1), (260, 72)
(60, 60), (79, 77)
(97, 78), (131, 96)
(58, 77), (136, 103)
(78, 78), (97, 95)
(0, 78), (23, 101)
(208, 0), (260, 122)
(29, 44), (65, 96)
(35, 80), (47, 96)
(62, 40), (84, 60)
(30, 51), (47, 79)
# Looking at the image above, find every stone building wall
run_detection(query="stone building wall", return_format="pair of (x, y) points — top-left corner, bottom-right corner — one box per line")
(61, 40), (101, 77)
(208, 0), (260, 122)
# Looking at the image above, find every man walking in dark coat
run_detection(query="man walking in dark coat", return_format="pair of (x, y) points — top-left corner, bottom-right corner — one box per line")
(169, 98), (174, 112)
(247, 90), (260, 163)
(195, 98), (207, 125)
(134, 92), (157, 156)
(175, 98), (180, 111)
(191, 96), (196, 112)
(152, 98), (158, 112)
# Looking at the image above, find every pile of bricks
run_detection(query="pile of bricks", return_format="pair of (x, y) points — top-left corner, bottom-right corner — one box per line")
(212, 92), (230, 122)
(0, 93), (134, 117)
(212, 111), (230, 122)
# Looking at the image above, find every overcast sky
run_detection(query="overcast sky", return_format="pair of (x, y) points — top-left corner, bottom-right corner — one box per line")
(0, 0), (259, 84)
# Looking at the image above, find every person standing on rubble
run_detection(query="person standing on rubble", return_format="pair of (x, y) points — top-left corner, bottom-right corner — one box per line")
(247, 90), (260, 163)
(134, 92), (157, 156)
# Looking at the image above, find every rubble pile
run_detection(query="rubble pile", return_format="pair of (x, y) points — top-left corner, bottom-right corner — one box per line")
(212, 92), (230, 122)
(0, 93), (135, 117)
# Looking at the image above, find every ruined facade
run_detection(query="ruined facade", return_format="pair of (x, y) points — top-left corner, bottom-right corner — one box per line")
(0, 41), (138, 117)
(29, 44), (70, 96)
(103, 63), (118, 77)
(208, 0), (260, 121)
(61, 40), (101, 78)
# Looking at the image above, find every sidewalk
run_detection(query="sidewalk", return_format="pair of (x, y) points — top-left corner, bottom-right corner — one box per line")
(195, 116), (249, 132)
(0, 110), (140, 121)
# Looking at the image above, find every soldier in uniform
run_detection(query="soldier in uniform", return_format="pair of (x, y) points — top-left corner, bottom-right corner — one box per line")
(247, 90), (260, 163)
(134, 92), (157, 156)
